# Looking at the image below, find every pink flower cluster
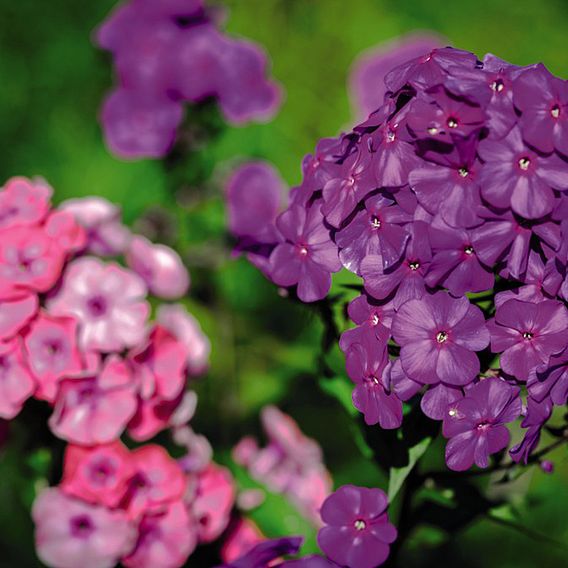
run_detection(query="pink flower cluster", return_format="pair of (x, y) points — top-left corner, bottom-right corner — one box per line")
(0, 177), (208, 447)
(33, 441), (236, 568)
(96, 0), (282, 159)
(233, 405), (332, 524)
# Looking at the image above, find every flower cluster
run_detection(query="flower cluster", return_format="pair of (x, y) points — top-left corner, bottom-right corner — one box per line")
(33, 440), (236, 568)
(96, 0), (282, 159)
(228, 49), (568, 471)
(219, 485), (396, 568)
(232, 405), (332, 524)
(0, 177), (209, 445)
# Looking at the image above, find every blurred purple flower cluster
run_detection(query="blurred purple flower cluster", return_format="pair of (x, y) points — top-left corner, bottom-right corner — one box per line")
(96, 0), (282, 159)
(227, 48), (568, 473)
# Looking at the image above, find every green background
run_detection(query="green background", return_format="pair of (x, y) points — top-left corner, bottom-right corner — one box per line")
(0, 1), (567, 566)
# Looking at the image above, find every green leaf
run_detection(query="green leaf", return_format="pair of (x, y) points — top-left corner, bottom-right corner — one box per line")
(388, 436), (432, 501)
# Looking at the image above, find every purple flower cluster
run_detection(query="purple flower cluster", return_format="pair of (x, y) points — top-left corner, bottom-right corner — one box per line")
(96, 0), (282, 159)
(228, 48), (568, 471)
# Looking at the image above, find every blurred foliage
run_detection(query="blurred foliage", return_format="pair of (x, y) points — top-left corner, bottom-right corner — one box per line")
(1, 0), (568, 567)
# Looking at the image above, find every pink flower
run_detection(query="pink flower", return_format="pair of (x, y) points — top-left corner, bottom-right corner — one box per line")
(189, 462), (235, 543)
(44, 210), (87, 254)
(24, 311), (83, 402)
(61, 441), (134, 509)
(0, 293), (38, 340)
(122, 445), (187, 520)
(126, 235), (190, 300)
(59, 196), (131, 256)
(0, 337), (35, 419)
(156, 304), (210, 376)
(122, 501), (197, 568)
(33, 487), (136, 568)
(127, 390), (184, 442)
(0, 225), (67, 299)
(0, 176), (52, 230)
(48, 257), (149, 352)
(49, 356), (138, 445)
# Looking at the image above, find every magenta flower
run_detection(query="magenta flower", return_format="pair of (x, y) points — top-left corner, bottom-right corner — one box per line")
(0, 337), (35, 419)
(335, 194), (411, 274)
(442, 377), (521, 471)
(156, 304), (210, 376)
(126, 235), (190, 300)
(478, 126), (568, 219)
(513, 63), (568, 156)
(392, 291), (490, 386)
(49, 356), (138, 445)
(269, 204), (341, 302)
(528, 346), (568, 407)
(33, 487), (136, 568)
(346, 338), (402, 428)
(61, 442), (134, 509)
(59, 197), (131, 256)
(317, 485), (397, 568)
(488, 298), (568, 381)
(349, 33), (445, 119)
(0, 176), (52, 230)
(122, 501), (197, 568)
(48, 257), (149, 352)
(218, 537), (303, 568)
(24, 311), (83, 402)
(122, 445), (187, 520)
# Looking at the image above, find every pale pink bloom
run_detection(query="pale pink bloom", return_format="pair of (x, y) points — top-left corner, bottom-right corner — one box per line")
(126, 235), (190, 300)
(232, 436), (259, 468)
(33, 487), (136, 568)
(236, 489), (266, 511)
(123, 445), (187, 520)
(59, 196), (131, 256)
(156, 304), (210, 376)
(61, 441), (134, 508)
(49, 356), (138, 445)
(0, 293), (38, 340)
(174, 424), (213, 474)
(221, 518), (265, 563)
(122, 501), (197, 568)
(0, 176), (52, 230)
(48, 257), (149, 352)
(0, 225), (67, 299)
(24, 311), (83, 402)
(169, 390), (198, 427)
(0, 337), (35, 419)
(189, 462), (235, 543)
(288, 466), (333, 525)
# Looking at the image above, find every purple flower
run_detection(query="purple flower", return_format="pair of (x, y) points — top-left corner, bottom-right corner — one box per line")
(345, 338), (402, 428)
(487, 298), (568, 381)
(48, 257), (149, 352)
(442, 377), (521, 471)
(33, 487), (136, 568)
(361, 221), (432, 309)
(409, 135), (483, 227)
(514, 63), (568, 156)
(269, 204), (341, 302)
(528, 346), (568, 407)
(283, 556), (338, 567)
(217, 536), (303, 568)
(349, 33), (445, 119)
(425, 218), (494, 296)
(322, 144), (375, 228)
(478, 126), (568, 219)
(317, 485), (397, 568)
(335, 194), (411, 274)
(339, 294), (394, 352)
(510, 396), (552, 464)
(100, 89), (184, 160)
(392, 291), (490, 386)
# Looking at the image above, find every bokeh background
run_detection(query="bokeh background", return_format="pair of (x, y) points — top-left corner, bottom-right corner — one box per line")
(1, 1), (567, 566)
